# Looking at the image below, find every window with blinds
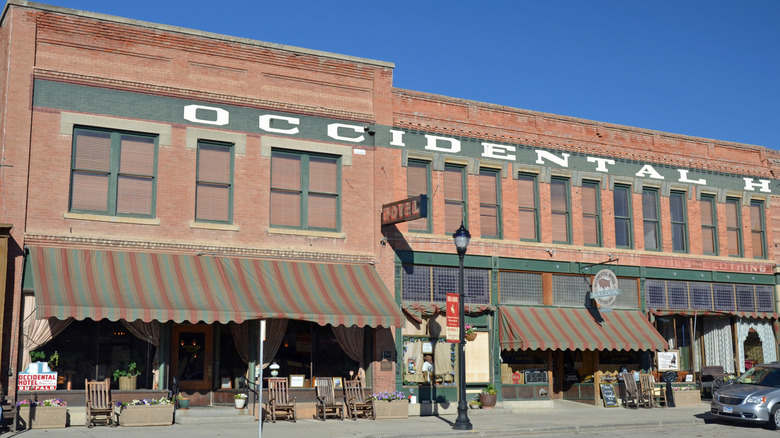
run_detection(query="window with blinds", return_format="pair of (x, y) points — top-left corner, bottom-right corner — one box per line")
(750, 200), (766, 259)
(645, 279), (774, 313)
(70, 127), (157, 217)
(270, 149), (339, 231)
(613, 184), (632, 248)
(670, 191), (688, 253)
(700, 195), (718, 255)
(196, 141), (233, 223)
(550, 177), (570, 244)
(726, 198), (743, 257)
(581, 180), (601, 246)
(517, 173), (538, 242)
(642, 188), (660, 251)
(479, 168), (501, 238)
(407, 160), (431, 232)
(444, 164), (467, 234)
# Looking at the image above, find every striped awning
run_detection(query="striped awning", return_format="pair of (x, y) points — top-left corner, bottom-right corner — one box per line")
(401, 301), (493, 324)
(498, 306), (668, 352)
(27, 246), (403, 327)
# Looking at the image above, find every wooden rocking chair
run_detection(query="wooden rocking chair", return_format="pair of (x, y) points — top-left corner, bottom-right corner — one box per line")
(266, 377), (296, 423)
(344, 379), (373, 420)
(621, 373), (650, 408)
(314, 377), (344, 421)
(85, 378), (115, 427)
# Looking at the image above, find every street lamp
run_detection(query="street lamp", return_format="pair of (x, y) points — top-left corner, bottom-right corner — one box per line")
(452, 223), (473, 431)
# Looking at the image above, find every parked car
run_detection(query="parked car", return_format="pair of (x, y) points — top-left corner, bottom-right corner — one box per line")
(711, 363), (780, 429)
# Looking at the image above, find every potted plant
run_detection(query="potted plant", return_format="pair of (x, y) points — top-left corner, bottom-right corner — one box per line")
(116, 397), (173, 427)
(468, 395), (481, 409)
(113, 362), (141, 390)
(367, 391), (408, 419)
(234, 393), (247, 409)
(16, 398), (67, 429)
(480, 384), (497, 409)
(176, 393), (190, 410)
(465, 324), (478, 342)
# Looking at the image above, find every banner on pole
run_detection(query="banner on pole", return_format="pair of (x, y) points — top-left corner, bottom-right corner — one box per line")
(446, 293), (460, 343)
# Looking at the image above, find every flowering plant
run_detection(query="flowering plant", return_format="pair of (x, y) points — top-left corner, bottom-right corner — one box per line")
(16, 398), (66, 407)
(233, 393), (248, 399)
(117, 397), (172, 408)
(464, 324), (477, 335)
(367, 391), (406, 402)
(39, 398), (67, 407)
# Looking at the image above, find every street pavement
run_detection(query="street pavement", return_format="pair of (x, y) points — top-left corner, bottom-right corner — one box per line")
(1, 400), (718, 437)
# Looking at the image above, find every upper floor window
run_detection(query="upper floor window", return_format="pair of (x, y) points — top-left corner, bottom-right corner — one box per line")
(581, 180), (601, 246)
(196, 141), (234, 223)
(700, 195), (718, 255)
(642, 188), (661, 251)
(517, 173), (539, 242)
(479, 168), (501, 238)
(750, 200), (766, 259)
(407, 160), (432, 232)
(726, 197), (743, 257)
(613, 185), (632, 248)
(70, 127), (158, 217)
(670, 191), (688, 252)
(550, 177), (571, 244)
(270, 149), (340, 231)
(444, 164), (467, 234)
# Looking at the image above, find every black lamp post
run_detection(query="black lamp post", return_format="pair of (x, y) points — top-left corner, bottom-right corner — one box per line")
(452, 223), (473, 431)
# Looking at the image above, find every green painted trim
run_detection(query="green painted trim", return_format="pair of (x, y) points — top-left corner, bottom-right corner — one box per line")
(644, 267), (773, 285)
(395, 251), (493, 269)
(711, 271), (775, 285)
(35, 79), (780, 195)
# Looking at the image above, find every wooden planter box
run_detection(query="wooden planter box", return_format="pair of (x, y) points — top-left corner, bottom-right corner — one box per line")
(117, 404), (174, 427)
(672, 390), (701, 405)
(17, 405), (67, 429)
(373, 400), (408, 420)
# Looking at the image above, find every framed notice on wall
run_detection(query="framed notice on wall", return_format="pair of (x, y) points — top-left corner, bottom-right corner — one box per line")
(657, 350), (680, 371)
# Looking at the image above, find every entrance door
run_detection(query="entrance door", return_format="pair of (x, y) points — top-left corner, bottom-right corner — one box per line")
(172, 324), (213, 390)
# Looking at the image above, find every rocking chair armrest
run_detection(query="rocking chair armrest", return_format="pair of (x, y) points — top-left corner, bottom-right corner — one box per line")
(315, 395), (325, 404)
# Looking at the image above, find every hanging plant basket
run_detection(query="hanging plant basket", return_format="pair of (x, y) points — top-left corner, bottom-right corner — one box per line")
(465, 332), (477, 342)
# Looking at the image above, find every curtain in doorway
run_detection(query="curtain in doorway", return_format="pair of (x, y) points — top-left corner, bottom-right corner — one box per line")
(737, 318), (777, 374)
(702, 317), (735, 374)
(332, 326), (365, 379)
(121, 319), (161, 388)
(262, 319), (288, 368)
(21, 294), (73, 371)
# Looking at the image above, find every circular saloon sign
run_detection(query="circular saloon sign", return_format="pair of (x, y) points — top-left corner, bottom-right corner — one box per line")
(591, 269), (622, 311)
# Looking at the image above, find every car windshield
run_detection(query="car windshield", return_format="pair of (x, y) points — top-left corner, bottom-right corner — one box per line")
(736, 366), (780, 387)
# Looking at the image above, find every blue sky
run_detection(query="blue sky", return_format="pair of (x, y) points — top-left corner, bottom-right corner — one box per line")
(29, 1), (780, 149)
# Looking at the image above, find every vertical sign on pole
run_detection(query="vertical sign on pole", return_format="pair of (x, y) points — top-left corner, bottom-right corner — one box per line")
(446, 293), (460, 343)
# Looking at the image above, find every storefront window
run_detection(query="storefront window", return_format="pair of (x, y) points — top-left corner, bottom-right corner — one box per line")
(30, 319), (157, 390)
(499, 349), (548, 384)
(402, 337), (455, 386)
(656, 316), (692, 370)
(270, 320), (360, 386)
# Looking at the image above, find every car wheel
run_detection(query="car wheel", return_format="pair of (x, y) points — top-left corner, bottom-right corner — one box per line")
(771, 407), (780, 430)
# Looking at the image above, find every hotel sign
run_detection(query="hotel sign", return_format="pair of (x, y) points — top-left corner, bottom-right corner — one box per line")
(381, 195), (427, 226)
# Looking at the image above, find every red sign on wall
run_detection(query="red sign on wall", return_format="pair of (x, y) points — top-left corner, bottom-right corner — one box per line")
(446, 293), (460, 343)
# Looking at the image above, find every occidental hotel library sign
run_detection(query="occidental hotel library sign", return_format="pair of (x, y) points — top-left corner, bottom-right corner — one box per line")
(34, 80), (778, 195)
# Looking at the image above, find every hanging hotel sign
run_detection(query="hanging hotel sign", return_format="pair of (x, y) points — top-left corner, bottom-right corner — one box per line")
(18, 362), (58, 391)
(591, 269), (622, 313)
(445, 293), (460, 343)
(381, 195), (427, 226)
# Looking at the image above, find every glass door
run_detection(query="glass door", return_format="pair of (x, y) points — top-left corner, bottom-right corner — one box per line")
(172, 324), (213, 390)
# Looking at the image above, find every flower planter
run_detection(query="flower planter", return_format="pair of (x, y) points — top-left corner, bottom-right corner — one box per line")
(234, 398), (246, 409)
(118, 404), (174, 426)
(372, 400), (408, 419)
(480, 393), (497, 409)
(17, 405), (67, 429)
(465, 332), (477, 342)
(118, 375), (137, 390)
(672, 389), (701, 405)
(177, 398), (190, 409)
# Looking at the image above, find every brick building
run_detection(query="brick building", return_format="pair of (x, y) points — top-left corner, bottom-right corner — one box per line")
(0, 0), (778, 412)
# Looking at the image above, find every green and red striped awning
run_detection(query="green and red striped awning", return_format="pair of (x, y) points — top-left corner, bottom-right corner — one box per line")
(27, 246), (403, 327)
(498, 306), (668, 352)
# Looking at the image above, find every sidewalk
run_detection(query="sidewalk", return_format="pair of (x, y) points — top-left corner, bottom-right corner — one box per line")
(1, 400), (712, 438)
